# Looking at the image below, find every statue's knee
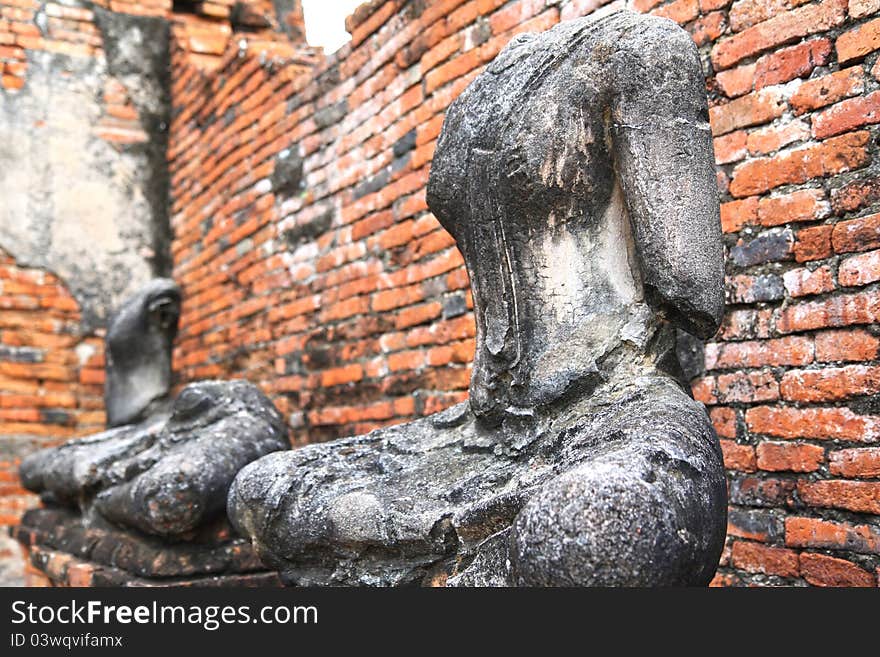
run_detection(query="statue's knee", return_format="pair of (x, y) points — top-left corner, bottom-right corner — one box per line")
(509, 464), (693, 586)
(97, 464), (208, 536)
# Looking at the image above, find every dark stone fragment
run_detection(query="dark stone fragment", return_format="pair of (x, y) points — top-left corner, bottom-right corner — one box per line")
(727, 507), (783, 543)
(676, 330), (706, 382)
(105, 278), (180, 428)
(442, 293), (468, 319)
(728, 475), (799, 508)
(392, 153), (411, 173)
(0, 345), (43, 363)
(730, 229), (794, 268)
(353, 167), (391, 200)
(271, 148), (306, 197)
(283, 209), (333, 247)
(39, 409), (73, 426)
(313, 100), (348, 130)
(393, 129), (418, 158)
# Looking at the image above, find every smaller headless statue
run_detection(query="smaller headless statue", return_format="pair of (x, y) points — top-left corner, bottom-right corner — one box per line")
(20, 279), (289, 538)
(228, 11), (728, 586)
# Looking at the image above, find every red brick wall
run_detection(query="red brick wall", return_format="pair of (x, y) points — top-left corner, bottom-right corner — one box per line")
(168, 0), (880, 586)
(0, 248), (104, 531)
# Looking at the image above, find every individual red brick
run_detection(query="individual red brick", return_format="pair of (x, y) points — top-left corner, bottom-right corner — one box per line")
(720, 439), (757, 471)
(757, 188), (828, 226)
(731, 541), (800, 577)
(799, 552), (876, 587)
(387, 349), (426, 372)
(746, 119), (810, 156)
(700, 0), (732, 10)
(715, 63), (756, 98)
(710, 572), (742, 587)
(687, 11), (726, 46)
(832, 176), (880, 215)
(849, 0), (880, 18)
(776, 288), (880, 333)
(729, 131), (871, 198)
(631, 0), (665, 10)
(815, 328), (880, 362)
(753, 38), (831, 89)
(716, 370), (779, 403)
(489, 0), (549, 34)
(424, 48), (482, 94)
(709, 88), (785, 136)
(704, 336), (814, 370)
(394, 301), (442, 329)
(727, 0), (807, 33)
(790, 66), (865, 115)
(799, 479), (880, 514)
(691, 376), (718, 404)
(829, 448), (880, 478)
(792, 224), (833, 262)
(712, 0), (847, 70)
(756, 441), (824, 472)
(839, 249), (880, 287)
(745, 405), (880, 441)
(320, 364), (363, 387)
(786, 516), (880, 554)
(836, 16), (880, 64)
(560, 0), (610, 20)
(831, 212), (880, 254)
(720, 197), (758, 233)
(714, 130), (748, 164)
(812, 90), (880, 140)
(711, 407), (738, 438)
(782, 265), (835, 297)
(651, 0), (700, 24)
(781, 365), (880, 402)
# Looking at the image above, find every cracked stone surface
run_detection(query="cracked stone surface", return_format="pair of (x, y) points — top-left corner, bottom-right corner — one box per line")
(229, 10), (727, 587)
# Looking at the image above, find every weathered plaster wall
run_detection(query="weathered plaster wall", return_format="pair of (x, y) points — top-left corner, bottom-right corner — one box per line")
(0, 11), (170, 330)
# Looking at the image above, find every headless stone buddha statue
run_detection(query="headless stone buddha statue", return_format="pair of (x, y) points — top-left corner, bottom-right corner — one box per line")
(228, 10), (727, 586)
(20, 279), (289, 538)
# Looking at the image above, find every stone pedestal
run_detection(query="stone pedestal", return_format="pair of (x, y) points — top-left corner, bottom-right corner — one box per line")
(11, 508), (281, 587)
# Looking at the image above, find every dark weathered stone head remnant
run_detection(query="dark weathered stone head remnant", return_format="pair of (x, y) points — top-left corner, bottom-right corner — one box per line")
(229, 11), (727, 587)
(105, 277), (181, 428)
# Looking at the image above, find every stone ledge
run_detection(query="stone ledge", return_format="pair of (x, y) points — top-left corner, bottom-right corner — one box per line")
(10, 507), (279, 586)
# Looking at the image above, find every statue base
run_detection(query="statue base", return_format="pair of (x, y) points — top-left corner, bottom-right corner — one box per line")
(10, 507), (281, 587)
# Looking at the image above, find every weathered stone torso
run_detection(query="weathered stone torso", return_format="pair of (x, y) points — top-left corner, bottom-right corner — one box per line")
(230, 11), (728, 587)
